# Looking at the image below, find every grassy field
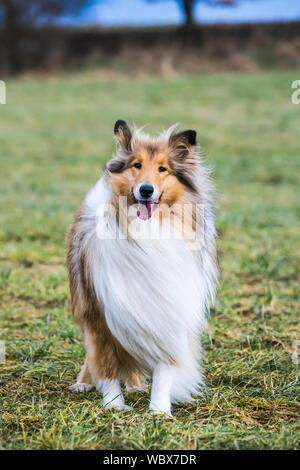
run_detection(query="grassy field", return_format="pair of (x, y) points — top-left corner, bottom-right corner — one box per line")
(0, 70), (299, 450)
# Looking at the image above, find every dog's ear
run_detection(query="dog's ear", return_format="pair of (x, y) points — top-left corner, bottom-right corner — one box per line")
(168, 129), (198, 192)
(114, 120), (132, 153)
(169, 130), (197, 158)
(106, 120), (133, 173)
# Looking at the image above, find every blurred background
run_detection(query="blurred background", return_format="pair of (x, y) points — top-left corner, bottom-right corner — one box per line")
(0, 0), (300, 74)
(1, 1), (299, 450)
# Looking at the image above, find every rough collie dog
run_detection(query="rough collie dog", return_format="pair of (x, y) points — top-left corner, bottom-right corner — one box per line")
(67, 120), (218, 415)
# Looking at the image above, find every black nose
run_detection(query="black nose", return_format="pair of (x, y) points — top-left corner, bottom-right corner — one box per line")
(139, 184), (154, 199)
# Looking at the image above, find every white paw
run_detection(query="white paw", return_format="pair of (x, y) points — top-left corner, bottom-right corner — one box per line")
(105, 403), (133, 412)
(149, 406), (172, 417)
(69, 382), (93, 393)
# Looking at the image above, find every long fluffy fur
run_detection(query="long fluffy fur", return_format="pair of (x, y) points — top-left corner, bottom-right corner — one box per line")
(67, 124), (218, 405)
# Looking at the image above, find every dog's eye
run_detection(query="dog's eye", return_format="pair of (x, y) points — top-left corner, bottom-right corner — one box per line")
(133, 162), (142, 169)
(158, 166), (167, 173)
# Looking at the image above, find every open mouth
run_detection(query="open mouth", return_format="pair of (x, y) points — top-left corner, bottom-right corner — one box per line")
(134, 197), (160, 220)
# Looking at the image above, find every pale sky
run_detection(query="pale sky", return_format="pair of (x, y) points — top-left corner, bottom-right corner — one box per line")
(62, 0), (300, 26)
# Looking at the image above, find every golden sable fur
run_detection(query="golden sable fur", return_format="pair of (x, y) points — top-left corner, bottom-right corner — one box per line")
(67, 121), (218, 414)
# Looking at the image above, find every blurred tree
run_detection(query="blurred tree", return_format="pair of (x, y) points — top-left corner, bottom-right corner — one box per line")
(0, 0), (92, 72)
(181, 0), (194, 30)
(180, 1), (243, 30)
(149, 1), (249, 31)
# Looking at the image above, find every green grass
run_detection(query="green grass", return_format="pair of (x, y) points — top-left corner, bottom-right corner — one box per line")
(0, 70), (299, 450)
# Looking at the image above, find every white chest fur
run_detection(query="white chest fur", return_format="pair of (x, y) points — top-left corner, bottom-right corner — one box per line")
(80, 178), (212, 371)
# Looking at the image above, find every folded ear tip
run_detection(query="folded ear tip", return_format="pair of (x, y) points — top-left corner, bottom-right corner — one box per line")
(114, 120), (128, 134)
(185, 130), (197, 145)
(170, 129), (197, 146)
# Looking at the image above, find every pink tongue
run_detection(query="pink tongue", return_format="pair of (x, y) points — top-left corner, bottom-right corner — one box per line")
(137, 201), (154, 220)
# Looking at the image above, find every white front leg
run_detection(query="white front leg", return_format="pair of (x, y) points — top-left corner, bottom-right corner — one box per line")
(149, 362), (175, 416)
(96, 379), (131, 411)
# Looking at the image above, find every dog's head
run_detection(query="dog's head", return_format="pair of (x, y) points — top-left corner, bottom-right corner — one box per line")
(106, 120), (198, 220)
